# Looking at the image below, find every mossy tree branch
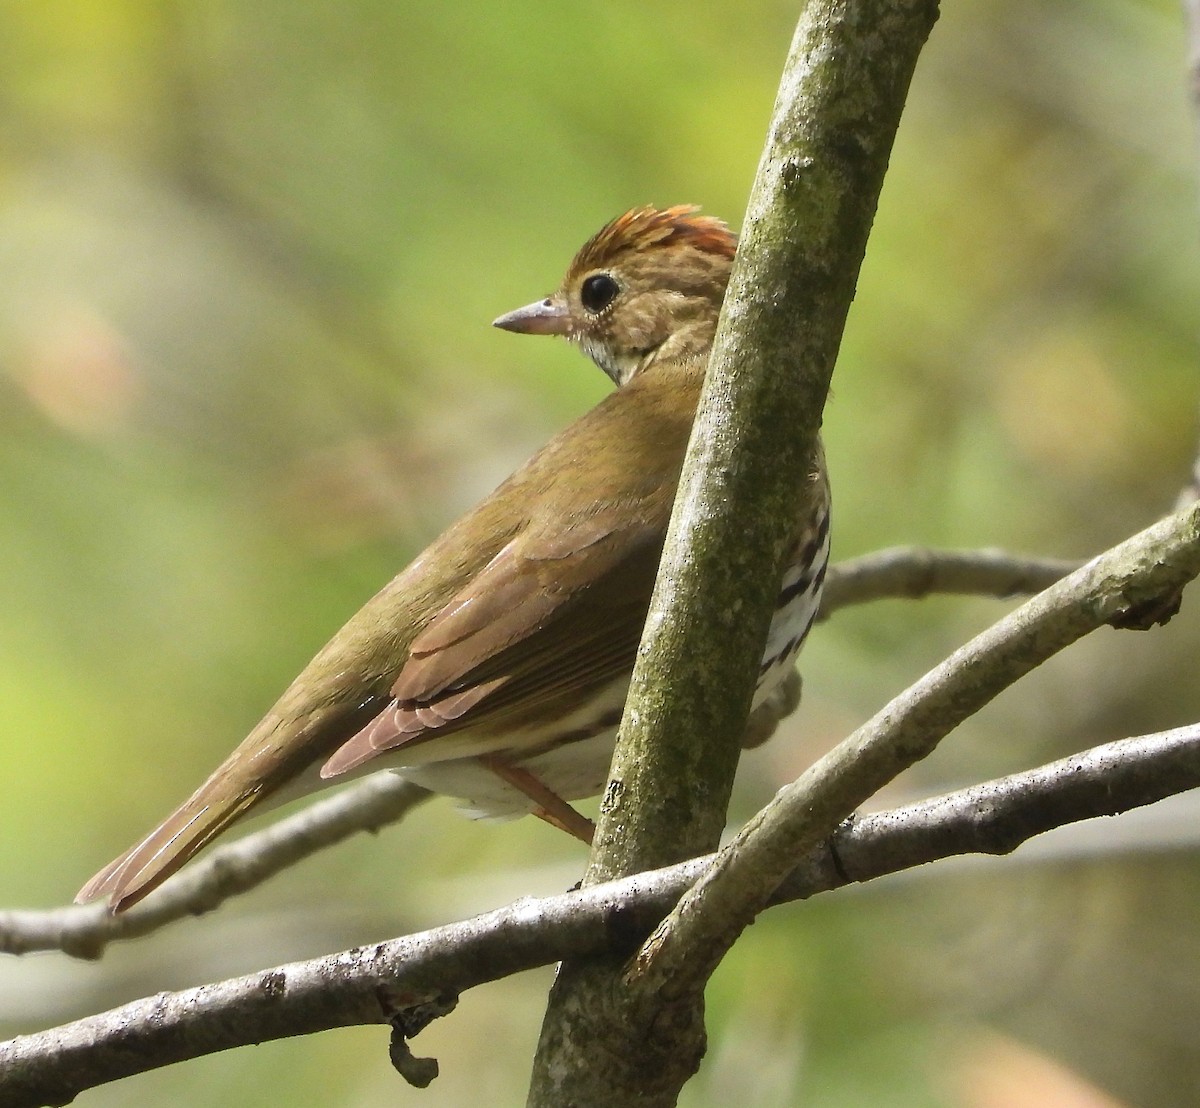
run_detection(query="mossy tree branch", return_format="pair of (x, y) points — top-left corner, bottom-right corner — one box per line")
(527, 1), (941, 1104)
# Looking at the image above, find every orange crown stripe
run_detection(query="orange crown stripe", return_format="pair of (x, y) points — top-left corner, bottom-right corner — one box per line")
(571, 205), (737, 274)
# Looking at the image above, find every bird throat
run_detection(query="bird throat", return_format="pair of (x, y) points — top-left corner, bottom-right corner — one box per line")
(578, 335), (655, 386)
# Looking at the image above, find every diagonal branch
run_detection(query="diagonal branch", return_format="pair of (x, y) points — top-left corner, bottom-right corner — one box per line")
(630, 499), (1200, 997)
(4, 721), (1198, 1107)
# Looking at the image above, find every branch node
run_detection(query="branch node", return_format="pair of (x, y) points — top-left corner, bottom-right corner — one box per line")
(58, 913), (109, 961)
(827, 814), (857, 883)
(1107, 587), (1186, 631)
(388, 1028), (439, 1089)
(385, 991), (458, 1089)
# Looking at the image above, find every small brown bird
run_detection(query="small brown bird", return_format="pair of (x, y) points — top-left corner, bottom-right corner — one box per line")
(78, 206), (830, 912)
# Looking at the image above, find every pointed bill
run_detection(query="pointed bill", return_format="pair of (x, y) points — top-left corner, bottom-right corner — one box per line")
(493, 296), (572, 336)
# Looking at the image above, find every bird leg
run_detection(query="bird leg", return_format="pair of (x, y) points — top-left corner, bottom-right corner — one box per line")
(477, 755), (595, 844)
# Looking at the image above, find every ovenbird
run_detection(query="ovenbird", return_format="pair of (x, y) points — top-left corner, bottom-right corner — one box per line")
(78, 206), (830, 912)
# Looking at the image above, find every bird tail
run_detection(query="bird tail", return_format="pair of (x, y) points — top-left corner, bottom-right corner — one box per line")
(76, 674), (389, 912)
(75, 767), (261, 913)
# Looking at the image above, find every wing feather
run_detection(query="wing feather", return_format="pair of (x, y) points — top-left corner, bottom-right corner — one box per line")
(322, 514), (665, 776)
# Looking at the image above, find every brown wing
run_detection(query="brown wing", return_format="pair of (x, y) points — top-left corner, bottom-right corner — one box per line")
(78, 356), (701, 912)
(321, 510), (666, 776)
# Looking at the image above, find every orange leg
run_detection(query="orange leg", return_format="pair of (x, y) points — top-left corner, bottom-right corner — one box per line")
(478, 755), (595, 845)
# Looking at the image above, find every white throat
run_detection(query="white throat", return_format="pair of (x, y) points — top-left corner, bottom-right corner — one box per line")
(578, 336), (651, 386)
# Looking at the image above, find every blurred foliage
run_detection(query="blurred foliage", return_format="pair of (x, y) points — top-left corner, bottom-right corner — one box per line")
(1, 0), (1199, 1105)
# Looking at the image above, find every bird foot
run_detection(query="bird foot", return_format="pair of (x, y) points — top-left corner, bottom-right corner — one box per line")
(478, 756), (595, 844)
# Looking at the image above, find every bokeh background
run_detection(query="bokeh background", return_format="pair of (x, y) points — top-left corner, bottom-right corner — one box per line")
(2, 1), (1200, 1105)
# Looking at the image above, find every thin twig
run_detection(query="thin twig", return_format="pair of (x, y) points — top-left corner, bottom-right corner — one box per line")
(3, 722), (1198, 1107)
(0, 777), (431, 959)
(821, 724), (1200, 887)
(818, 546), (1077, 618)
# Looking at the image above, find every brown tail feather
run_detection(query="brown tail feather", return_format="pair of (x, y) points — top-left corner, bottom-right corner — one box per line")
(76, 693), (387, 912)
(76, 783), (257, 912)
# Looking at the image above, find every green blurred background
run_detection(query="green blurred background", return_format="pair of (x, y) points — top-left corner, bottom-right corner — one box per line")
(2, 1), (1200, 1104)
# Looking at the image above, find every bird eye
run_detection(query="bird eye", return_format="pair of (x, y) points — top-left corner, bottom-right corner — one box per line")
(580, 273), (620, 314)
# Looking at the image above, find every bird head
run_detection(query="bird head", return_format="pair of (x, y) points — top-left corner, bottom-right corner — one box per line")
(493, 206), (737, 385)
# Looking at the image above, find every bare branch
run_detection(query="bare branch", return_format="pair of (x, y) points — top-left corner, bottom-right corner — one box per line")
(818, 546), (1077, 618)
(4, 723), (1198, 1107)
(822, 724), (1200, 888)
(631, 499), (1200, 997)
(0, 777), (430, 959)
